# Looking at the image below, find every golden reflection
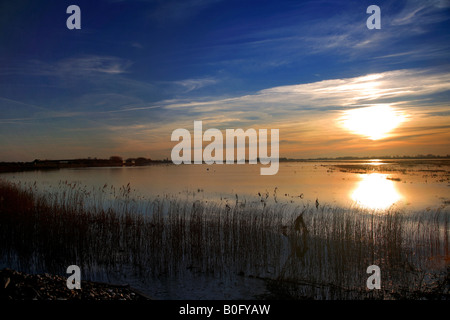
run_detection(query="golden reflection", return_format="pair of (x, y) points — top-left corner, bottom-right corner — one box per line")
(340, 105), (405, 140)
(351, 173), (402, 210)
(366, 159), (384, 166)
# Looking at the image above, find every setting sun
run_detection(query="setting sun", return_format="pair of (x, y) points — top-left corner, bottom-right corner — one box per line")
(340, 105), (406, 140)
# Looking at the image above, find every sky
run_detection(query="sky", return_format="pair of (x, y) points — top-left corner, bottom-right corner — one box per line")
(0, 0), (449, 161)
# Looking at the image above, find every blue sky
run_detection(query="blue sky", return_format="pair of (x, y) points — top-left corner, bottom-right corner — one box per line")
(1, 0), (449, 161)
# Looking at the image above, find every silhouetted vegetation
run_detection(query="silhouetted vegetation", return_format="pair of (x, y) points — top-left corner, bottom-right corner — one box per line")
(0, 179), (448, 299)
(0, 157), (170, 173)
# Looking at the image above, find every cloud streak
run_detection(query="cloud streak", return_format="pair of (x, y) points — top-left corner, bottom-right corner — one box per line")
(1, 55), (132, 77)
(174, 78), (218, 92)
(2, 66), (449, 161)
(201, 0), (450, 71)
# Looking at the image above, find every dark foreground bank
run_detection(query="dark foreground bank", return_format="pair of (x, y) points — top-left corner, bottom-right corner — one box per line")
(0, 268), (151, 300)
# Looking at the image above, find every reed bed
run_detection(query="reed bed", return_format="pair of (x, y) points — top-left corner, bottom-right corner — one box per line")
(0, 179), (448, 299)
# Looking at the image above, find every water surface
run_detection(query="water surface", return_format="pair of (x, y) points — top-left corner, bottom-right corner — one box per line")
(2, 159), (449, 212)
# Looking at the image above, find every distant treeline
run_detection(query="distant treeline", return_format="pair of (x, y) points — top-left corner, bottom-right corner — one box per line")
(280, 154), (450, 161)
(1, 154), (449, 173)
(0, 156), (171, 173)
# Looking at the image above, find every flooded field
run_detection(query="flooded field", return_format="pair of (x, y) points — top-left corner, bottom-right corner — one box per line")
(1, 159), (449, 212)
(0, 159), (449, 299)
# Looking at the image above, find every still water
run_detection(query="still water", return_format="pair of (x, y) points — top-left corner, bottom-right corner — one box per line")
(1, 159), (449, 299)
(1, 160), (449, 212)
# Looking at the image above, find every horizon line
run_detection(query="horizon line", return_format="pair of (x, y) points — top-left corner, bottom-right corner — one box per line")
(2, 153), (450, 164)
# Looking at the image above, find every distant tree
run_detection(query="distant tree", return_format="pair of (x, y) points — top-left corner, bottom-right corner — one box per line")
(109, 156), (123, 163)
(135, 157), (150, 165)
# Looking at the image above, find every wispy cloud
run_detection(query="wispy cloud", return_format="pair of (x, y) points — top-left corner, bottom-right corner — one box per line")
(3, 67), (449, 127)
(174, 77), (218, 92)
(203, 0), (450, 69)
(1, 55), (132, 77)
(58, 56), (132, 75)
(2, 67), (449, 160)
(145, 67), (449, 157)
(391, 0), (450, 26)
(162, 68), (450, 115)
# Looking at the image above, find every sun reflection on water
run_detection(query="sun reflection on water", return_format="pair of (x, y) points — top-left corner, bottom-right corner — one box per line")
(351, 173), (402, 210)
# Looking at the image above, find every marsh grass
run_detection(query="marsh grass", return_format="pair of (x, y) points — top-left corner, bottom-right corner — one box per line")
(0, 179), (448, 299)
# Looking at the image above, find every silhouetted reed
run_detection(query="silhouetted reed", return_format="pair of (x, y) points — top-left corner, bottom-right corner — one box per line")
(0, 179), (448, 299)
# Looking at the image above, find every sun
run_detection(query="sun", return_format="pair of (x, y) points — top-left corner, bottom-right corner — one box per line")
(340, 105), (405, 140)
